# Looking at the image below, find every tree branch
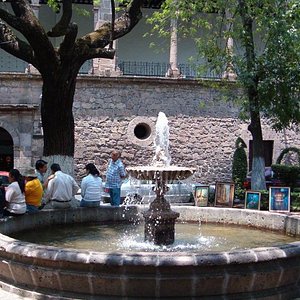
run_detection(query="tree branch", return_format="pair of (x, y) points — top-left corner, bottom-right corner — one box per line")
(78, 0), (143, 50)
(47, 0), (73, 37)
(0, 21), (36, 66)
(9, 0), (58, 73)
(83, 48), (115, 60)
(59, 23), (78, 58)
(0, 8), (27, 32)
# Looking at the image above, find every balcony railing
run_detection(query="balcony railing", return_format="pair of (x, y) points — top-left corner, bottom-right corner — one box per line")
(117, 61), (222, 79)
(0, 54), (92, 74)
(0, 54), (222, 80)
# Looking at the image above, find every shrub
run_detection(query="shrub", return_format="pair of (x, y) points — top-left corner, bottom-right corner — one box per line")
(232, 137), (248, 190)
(271, 147), (300, 190)
(276, 147), (300, 165)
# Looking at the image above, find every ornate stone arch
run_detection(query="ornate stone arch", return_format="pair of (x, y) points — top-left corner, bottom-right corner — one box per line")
(0, 121), (20, 147)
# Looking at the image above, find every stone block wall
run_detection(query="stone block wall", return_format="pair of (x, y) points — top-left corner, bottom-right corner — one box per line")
(0, 74), (299, 184)
(73, 77), (300, 184)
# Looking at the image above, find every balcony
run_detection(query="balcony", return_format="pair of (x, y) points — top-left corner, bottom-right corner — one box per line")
(0, 53), (222, 80)
(117, 61), (222, 79)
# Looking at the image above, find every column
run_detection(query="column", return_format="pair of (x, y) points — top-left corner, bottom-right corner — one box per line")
(166, 16), (181, 78)
(222, 11), (237, 81)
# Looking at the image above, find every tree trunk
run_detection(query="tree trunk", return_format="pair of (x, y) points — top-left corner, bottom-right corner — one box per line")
(248, 102), (266, 190)
(238, 0), (266, 190)
(40, 68), (78, 175)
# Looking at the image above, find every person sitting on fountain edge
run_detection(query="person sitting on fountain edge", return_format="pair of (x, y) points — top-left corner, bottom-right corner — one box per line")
(105, 150), (127, 206)
(44, 163), (79, 209)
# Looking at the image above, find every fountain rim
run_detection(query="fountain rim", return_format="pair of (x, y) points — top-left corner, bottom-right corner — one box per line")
(1, 207), (300, 267)
(1, 233), (300, 265)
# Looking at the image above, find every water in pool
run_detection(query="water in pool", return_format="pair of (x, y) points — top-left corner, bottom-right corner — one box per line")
(11, 222), (298, 253)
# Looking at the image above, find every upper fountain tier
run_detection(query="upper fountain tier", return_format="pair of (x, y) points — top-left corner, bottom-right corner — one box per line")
(127, 112), (196, 182)
(126, 165), (196, 182)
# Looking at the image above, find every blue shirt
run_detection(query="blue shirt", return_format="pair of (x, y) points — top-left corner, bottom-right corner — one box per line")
(106, 159), (126, 188)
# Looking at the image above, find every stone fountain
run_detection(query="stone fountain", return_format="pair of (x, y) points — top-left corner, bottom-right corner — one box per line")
(127, 112), (195, 245)
(1, 119), (300, 299)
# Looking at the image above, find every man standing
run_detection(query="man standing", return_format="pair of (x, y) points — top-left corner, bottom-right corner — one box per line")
(105, 150), (127, 206)
(44, 163), (79, 209)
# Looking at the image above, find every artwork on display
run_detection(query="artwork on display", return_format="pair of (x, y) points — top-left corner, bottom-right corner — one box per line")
(245, 191), (261, 210)
(269, 187), (290, 212)
(194, 185), (209, 207)
(214, 182), (235, 208)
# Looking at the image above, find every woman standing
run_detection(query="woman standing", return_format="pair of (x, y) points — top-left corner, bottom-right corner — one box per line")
(80, 163), (102, 207)
(3, 169), (26, 216)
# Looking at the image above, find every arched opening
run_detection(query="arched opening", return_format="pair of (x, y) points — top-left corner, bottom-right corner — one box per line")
(0, 127), (14, 171)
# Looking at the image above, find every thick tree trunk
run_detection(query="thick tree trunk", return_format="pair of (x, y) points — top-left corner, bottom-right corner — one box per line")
(40, 68), (78, 175)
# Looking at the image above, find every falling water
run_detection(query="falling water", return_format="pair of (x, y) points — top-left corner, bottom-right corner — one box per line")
(152, 112), (171, 167)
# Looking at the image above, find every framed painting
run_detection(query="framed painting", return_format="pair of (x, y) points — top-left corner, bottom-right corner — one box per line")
(194, 185), (209, 207)
(214, 182), (235, 208)
(245, 191), (261, 210)
(269, 187), (290, 212)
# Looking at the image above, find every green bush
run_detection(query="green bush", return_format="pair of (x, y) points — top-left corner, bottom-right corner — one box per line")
(232, 137), (248, 189)
(272, 147), (300, 190)
(276, 147), (300, 165)
(291, 192), (300, 211)
(259, 191), (268, 210)
(271, 164), (300, 188)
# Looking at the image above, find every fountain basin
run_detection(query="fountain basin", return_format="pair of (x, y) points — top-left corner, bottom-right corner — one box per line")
(0, 207), (300, 299)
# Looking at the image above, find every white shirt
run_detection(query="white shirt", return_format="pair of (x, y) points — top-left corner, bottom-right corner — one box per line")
(81, 174), (102, 202)
(45, 171), (79, 201)
(5, 181), (26, 214)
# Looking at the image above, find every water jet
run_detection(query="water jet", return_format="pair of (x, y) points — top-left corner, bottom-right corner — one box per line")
(127, 112), (195, 245)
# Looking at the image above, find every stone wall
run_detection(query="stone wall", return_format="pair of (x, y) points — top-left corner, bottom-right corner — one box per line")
(0, 74), (299, 185)
(72, 77), (300, 184)
(0, 74), (42, 170)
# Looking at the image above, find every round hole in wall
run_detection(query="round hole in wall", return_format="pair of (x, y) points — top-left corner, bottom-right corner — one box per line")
(134, 123), (151, 140)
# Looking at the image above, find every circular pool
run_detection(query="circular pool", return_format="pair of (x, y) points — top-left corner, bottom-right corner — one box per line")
(0, 206), (300, 299)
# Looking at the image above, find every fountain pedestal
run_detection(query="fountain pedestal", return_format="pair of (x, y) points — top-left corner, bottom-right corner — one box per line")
(126, 166), (195, 246)
(143, 196), (179, 245)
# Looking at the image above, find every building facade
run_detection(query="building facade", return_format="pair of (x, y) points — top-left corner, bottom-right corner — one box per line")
(0, 1), (299, 184)
(0, 73), (299, 184)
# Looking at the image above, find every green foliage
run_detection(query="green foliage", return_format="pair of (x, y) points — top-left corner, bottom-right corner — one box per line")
(271, 164), (300, 189)
(259, 190), (269, 210)
(291, 192), (300, 211)
(276, 147), (300, 165)
(232, 137), (248, 189)
(73, 6), (91, 17)
(147, 0), (300, 130)
(234, 186), (245, 202)
(272, 147), (300, 189)
(47, 0), (60, 13)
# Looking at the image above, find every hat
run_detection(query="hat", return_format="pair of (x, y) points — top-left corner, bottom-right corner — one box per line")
(24, 167), (37, 178)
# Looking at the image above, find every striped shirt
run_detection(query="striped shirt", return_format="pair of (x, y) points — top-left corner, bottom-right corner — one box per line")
(106, 159), (126, 188)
